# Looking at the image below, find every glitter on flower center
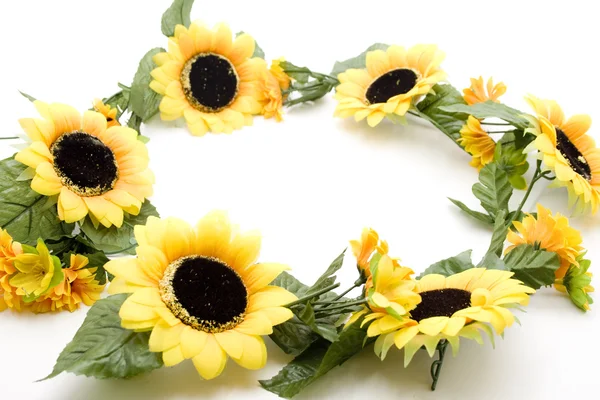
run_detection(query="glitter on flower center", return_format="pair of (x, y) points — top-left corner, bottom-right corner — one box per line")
(181, 53), (240, 113)
(51, 131), (118, 197)
(556, 128), (592, 181)
(159, 255), (248, 333)
(410, 289), (471, 321)
(365, 68), (419, 104)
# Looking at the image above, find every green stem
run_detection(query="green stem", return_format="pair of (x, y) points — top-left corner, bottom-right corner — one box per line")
(284, 283), (341, 308)
(481, 121), (512, 126)
(506, 159), (543, 228)
(104, 244), (137, 255)
(430, 340), (448, 391)
(0, 136), (18, 140)
(314, 299), (367, 315)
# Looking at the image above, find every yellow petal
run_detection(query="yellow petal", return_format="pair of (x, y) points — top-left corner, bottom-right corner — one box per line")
(163, 345), (185, 367)
(180, 326), (208, 359)
(394, 325), (420, 350)
(231, 334), (267, 370)
(235, 311), (274, 335)
(228, 33), (255, 66)
(149, 322), (184, 352)
(222, 230), (262, 271)
(58, 187), (88, 223)
(417, 274), (446, 292)
(255, 307), (293, 326)
(215, 330), (244, 359)
(82, 110), (108, 137)
(192, 334), (227, 379)
(417, 316), (449, 336)
(242, 262), (289, 294)
(247, 286), (297, 312)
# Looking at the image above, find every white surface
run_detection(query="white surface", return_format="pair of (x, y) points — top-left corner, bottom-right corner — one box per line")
(1, 0), (599, 398)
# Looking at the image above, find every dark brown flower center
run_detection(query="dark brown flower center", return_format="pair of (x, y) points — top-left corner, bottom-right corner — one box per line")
(51, 131), (118, 197)
(410, 289), (471, 321)
(181, 53), (239, 113)
(365, 68), (419, 105)
(556, 128), (592, 181)
(159, 256), (248, 333)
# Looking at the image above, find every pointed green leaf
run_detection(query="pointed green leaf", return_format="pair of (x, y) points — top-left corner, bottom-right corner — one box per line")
(439, 101), (529, 129)
(485, 210), (508, 257)
(130, 48), (166, 122)
(308, 250), (346, 294)
(415, 84), (468, 146)
(503, 244), (560, 289)
(448, 198), (494, 225)
(19, 91), (37, 102)
(472, 163), (513, 218)
(330, 43), (389, 77)
(44, 294), (162, 380)
(161, 0), (194, 37)
(417, 250), (474, 278)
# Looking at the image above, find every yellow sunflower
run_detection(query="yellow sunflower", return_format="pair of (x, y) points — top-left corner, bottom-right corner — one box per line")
(150, 22), (265, 135)
(458, 115), (496, 170)
(31, 254), (105, 313)
(525, 95), (600, 214)
(15, 101), (154, 228)
(349, 263), (534, 364)
(0, 228), (24, 311)
(334, 44), (446, 127)
(93, 99), (120, 127)
(462, 76), (506, 105)
(105, 212), (297, 379)
(506, 203), (583, 280)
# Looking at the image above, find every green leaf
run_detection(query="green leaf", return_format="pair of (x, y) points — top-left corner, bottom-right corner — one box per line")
(417, 250), (474, 278)
(472, 163), (513, 218)
(130, 48), (166, 122)
(127, 113), (143, 133)
(308, 250), (345, 294)
(0, 157), (74, 245)
(415, 84), (468, 146)
(503, 244), (560, 289)
(439, 101), (529, 129)
(44, 294), (163, 380)
(495, 132), (530, 190)
(80, 200), (159, 255)
(19, 91), (37, 102)
(485, 210), (508, 257)
(102, 89), (130, 119)
(236, 31), (264, 59)
(477, 252), (506, 270)
(260, 322), (370, 398)
(448, 198), (494, 225)
(298, 303), (338, 342)
(281, 61), (338, 106)
(161, 0), (194, 37)
(330, 43), (389, 77)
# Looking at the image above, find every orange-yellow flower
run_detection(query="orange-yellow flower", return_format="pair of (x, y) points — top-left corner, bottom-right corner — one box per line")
(270, 58), (291, 92)
(0, 228), (23, 311)
(93, 99), (120, 127)
(458, 116), (496, 170)
(463, 76), (506, 105)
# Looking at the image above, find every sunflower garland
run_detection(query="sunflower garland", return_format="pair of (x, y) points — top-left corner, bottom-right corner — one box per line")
(0, 0), (595, 398)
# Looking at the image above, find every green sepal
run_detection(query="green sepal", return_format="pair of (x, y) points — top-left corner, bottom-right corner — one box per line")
(161, 0), (194, 37)
(43, 294), (163, 380)
(330, 43), (389, 77)
(503, 244), (560, 289)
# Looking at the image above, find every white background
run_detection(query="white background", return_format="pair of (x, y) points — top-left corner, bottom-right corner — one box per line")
(1, 0), (599, 398)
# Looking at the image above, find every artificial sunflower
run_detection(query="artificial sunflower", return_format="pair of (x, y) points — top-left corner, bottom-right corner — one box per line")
(334, 44), (446, 127)
(459, 115), (496, 169)
(555, 255), (594, 311)
(150, 22), (265, 135)
(93, 99), (120, 127)
(0, 228), (24, 311)
(15, 101), (154, 228)
(349, 263), (534, 365)
(255, 61), (284, 121)
(105, 212), (297, 379)
(462, 76), (506, 105)
(31, 254), (105, 313)
(506, 203), (584, 280)
(525, 95), (600, 214)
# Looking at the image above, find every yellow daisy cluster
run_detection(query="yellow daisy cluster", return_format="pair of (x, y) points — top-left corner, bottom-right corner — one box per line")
(347, 254), (534, 364)
(525, 95), (600, 214)
(334, 44), (446, 127)
(150, 22), (289, 135)
(15, 101), (154, 228)
(105, 211), (297, 379)
(0, 228), (104, 313)
(462, 76), (506, 106)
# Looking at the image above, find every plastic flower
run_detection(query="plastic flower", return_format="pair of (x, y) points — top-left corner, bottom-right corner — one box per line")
(105, 212), (297, 380)
(349, 228), (401, 282)
(462, 77), (506, 105)
(270, 58), (291, 92)
(334, 44), (446, 127)
(15, 101), (154, 228)
(256, 62), (284, 121)
(349, 263), (534, 365)
(506, 204), (584, 280)
(31, 254), (105, 313)
(9, 239), (57, 299)
(525, 95), (600, 214)
(93, 99), (120, 127)
(555, 256), (594, 311)
(150, 22), (265, 135)
(0, 228), (23, 311)
(459, 116), (496, 169)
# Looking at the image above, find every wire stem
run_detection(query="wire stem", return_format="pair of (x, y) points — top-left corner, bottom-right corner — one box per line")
(430, 340), (449, 391)
(284, 283), (341, 308)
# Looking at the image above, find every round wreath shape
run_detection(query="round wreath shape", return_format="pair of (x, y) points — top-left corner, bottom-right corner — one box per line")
(0, 0), (596, 398)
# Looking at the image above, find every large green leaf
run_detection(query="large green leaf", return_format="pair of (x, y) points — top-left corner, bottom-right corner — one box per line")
(417, 250), (474, 278)
(130, 48), (166, 123)
(260, 322), (369, 398)
(439, 101), (529, 129)
(307, 250), (345, 295)
(0, 157), (73, 245)
(44, 294), (163, 380)
(415, 84), (468, 146)
(161, 0), (194, 37)
(448, 198), (494, 225)
(472, 163), (513, 218)
(485, 210), (508, 257)
(503, 244), (560, 289)
(330, 43), (389, 77)
(80, 200), (159, 255)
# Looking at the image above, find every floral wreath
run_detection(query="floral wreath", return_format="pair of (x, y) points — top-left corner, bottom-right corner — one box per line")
(0, 1), (596, 397)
